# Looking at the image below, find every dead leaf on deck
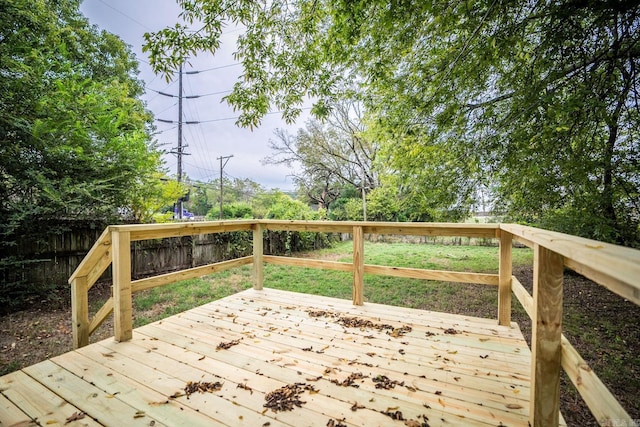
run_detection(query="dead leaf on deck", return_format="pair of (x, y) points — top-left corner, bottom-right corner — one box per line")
(263, 383), (317, 412)
(216, 339), (240, 350)
(381, 409), (404, 420)
(65, 412), (85, 424)
(373, 375), (404, 390)
(350, 401), (365, 411)
(183, 381), (223, 397)
(237, 383), (253, 394)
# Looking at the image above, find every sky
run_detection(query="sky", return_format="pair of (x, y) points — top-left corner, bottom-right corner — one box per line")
(79, 0), (305, 191)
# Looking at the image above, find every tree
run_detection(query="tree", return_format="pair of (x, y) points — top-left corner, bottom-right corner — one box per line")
(147, 0), (640, 245)
(265, 100), (378, 210)
(1, 0), (165, 306)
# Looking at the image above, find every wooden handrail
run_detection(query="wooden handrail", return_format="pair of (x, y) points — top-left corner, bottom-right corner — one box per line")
(500, 223), (640, 305)
(68, 219), (639, 427)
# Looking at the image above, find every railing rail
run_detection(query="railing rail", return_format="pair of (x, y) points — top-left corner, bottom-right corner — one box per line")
(68, 220), (640, 427)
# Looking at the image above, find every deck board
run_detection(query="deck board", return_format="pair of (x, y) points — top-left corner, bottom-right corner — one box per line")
(0, 288), (565, 426)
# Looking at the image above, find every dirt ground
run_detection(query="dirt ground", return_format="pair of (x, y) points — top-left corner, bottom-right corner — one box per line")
(1, 268), (638, 427)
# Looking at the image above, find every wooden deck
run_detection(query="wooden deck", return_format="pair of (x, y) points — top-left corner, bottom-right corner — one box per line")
(1, 288), (564, 427)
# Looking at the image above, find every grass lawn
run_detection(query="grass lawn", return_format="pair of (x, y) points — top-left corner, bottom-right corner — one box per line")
(131, 241), (534, 327)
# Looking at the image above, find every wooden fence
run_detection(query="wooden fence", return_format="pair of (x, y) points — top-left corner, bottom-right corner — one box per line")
(5, 228), (247, 294)
(69, 220), (640, 427)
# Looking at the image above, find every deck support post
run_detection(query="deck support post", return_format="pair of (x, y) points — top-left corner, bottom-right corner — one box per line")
(353, 226), (364, 305)
(530, 244), (563, 427)
(498, 230), (512, 326)
(112, 230), (133, 342)
(71, 276), (89, 348)
(253, 223), (264, 290)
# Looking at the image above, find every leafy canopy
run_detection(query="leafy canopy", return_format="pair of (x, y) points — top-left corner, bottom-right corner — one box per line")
(147, 0), (640, 245)
(1, 0), (170, 305)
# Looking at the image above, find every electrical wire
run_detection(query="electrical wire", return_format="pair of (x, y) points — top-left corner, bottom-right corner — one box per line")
(93, 0), (154, 31)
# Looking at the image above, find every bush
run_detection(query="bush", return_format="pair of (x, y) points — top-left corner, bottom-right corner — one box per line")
(263, 193), (334, 254)
(206, 202), (254, 220)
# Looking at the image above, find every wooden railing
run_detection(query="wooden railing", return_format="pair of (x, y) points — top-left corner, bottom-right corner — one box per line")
(69, 220), (640, 427)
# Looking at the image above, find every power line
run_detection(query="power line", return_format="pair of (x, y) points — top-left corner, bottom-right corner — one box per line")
(93, 0), (154, 31)
(184, 63), (241, 73)
(147, 88), (232, 98)
(184, 78), (219, 180)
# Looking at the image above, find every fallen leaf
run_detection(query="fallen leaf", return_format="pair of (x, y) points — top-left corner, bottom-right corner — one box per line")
(350, 402), (365, 411)
(65, 412), (85, 424)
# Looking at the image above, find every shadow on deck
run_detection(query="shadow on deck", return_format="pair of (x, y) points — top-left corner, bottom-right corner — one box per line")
(0, 288), (558, 427)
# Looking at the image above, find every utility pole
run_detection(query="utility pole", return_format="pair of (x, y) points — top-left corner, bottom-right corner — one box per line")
(361, 166), (367, 221)
(177, 64), (184, 219)
(217, 155), (234, 219)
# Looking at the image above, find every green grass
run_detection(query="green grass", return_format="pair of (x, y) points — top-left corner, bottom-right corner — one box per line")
(132, 241), (533, 325)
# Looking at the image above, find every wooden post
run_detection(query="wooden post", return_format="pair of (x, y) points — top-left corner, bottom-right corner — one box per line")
(112, 230), (132, 342)
(498, 230), (512, 326)
(530, 244), (563, 426)
(253, 223), (264, 290)
(353, 226), (364, 305)
(71, 276), (89, 348)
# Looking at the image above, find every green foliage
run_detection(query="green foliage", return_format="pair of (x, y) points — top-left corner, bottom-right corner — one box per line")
(366, 184), (403, 222)
(265, 193), (321, 220)
(147, 0), (640, 246)
(206, 202), (253, 220)
(0, 0), (166, 307)
(130, 175), (187, 223)
(263, 193), (332, 254)
(341, 198), (365, 221)
(189, 186), (212, 216)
